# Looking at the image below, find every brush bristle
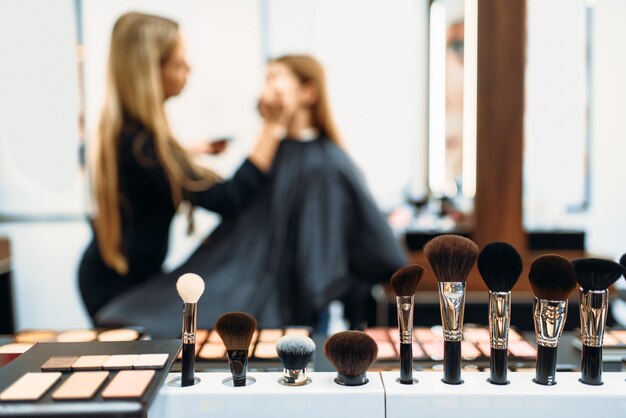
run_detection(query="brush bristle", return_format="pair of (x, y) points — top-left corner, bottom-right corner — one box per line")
(528, 255), (577, 301)
(423, 235), (478, 283)
(477, 242), (522, 292)
(323, 331), (377, 377)
(176, 273), (205, 303)
(214, 312), (257, 351)
(620, 253), (626, 274)
(390, 265), (424, 296)
(275, 335), (315, 370)
(572, 258), (624, 291)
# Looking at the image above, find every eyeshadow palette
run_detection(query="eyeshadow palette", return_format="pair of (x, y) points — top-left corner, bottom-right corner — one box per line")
(571, 328), (626, 361)
(0, 340), (180, 417)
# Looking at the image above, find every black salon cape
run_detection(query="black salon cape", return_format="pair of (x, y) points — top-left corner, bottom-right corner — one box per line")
(95, 137), (407, 337)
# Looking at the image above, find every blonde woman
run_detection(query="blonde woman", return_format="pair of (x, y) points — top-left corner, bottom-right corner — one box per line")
(78, 12), (285, 319)
(96, 55), (406, 335)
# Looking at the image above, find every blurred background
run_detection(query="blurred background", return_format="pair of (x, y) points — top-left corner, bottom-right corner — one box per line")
(0, 0), (625, 332)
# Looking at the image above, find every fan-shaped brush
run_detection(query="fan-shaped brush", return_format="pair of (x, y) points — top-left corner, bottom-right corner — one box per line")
(176, 273), (205, 387)
(275, 335), (315, 386)
(215, 312), (257, 387)
(478, 242), (522, 385)
(324, 331), (378, 386)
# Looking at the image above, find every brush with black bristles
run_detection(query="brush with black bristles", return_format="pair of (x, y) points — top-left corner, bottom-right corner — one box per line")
(573, 258), (624, 385)
(477, 242), (522, 385)
(390, 265), (424, 384)
(214, 312), (257, 387)
(275, 335), (315, 386)
(529, 255), (577, 385)
(424, 234), (478, 385)
(176, 273), (205, 387)
(323, 331), (378, 386)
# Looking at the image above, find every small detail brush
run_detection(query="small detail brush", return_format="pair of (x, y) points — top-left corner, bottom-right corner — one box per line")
(390, 265), (424, 384)
(477, 242), (522, 385)
(324, 331), (378, 386)
(176, 273), (205, 387)
(215, 312), (257, 387)
(529, 255), (577, 385)
(275, 335), (315, 386)
(424, 234), (478, 385)
(572, 258), (624, 385)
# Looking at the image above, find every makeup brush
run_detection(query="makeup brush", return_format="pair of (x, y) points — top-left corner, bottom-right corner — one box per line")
(620, 253), (626, 274)
(390, 265), (424, 384)
(275, 335), (315, 386)
(214, 312), (257, 387)
(323, 331), (378, 386)
(477, 242), (522, 385)
(424, 234), (478, 385)
(176, 273), (205, 387)
(572, 258), (624, 385)
(529, 255), (577, 385)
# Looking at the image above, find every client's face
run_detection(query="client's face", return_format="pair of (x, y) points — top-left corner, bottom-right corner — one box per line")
(161, 32), (191, 99)
(262, 62), (305, 115)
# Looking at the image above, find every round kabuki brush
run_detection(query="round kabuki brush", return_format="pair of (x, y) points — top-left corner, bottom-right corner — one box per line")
(477, 242), (522, 385)
(324, 331), (378, 386)
(275, 335), (316, 386)
(572, 258), (624, 385)
(424, 235), (478, 385)
(176, 273), (205, 387)
(529, 255), (577, 385)
(390, 265), (424, 384)
(215, 312), (257, 387)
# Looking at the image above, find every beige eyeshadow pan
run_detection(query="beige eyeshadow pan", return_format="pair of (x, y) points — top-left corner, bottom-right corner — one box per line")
(198, 343), (226, 359)
(101, 370), (155, 399)
(258, 329), (283, 342)
(0, 372), (62, 401)
(56, 329), (98, 343)
(252, 342), (278, 359)
(71, 355), (110, 370)
(97, 329), (140, 342)
(52, 371), (109, 400)
(41, 356), (80, 371)
(14, 330), (57, 344)
(283, 328), (310, 337)
(0, 343), (33, 354)
(103, 354), (140, 370)
(133, 353), (168, 369)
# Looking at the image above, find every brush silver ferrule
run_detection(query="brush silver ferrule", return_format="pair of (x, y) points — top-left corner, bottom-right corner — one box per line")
(181, 302), (197, 344)
(579, 288), (608, 347)
(437, 282), (466, 342)
(396, 296), (415, 344)
(533, 297), (567, 348)
(489, 291), (511, 350)
(281, 368), (308, 386)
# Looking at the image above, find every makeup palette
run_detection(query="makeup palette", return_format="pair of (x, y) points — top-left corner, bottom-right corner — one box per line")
(0, 340), (180, 417)
(571, 328), (626, 361)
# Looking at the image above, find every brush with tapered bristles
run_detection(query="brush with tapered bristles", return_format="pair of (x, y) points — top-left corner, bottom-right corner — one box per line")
(275, 335), (315, 386)
(572, 258), (624, 385)
(424, 234), (478, 385)
(214, 312), (257, 387)
(324, 331), (378, 386)
(176, 273), (205, 387)
(478, 242), (522, 385)
(390, 265), (424, 384)
(528, 255), (576, 385)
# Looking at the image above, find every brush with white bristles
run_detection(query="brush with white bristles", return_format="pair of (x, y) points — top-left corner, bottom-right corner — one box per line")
(176, 273), (205, 387)
(275, 335), (316, 386)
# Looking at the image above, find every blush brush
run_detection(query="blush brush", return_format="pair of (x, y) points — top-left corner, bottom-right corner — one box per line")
(572, 258), (624, 385)
(477, 242), (522, 385)
(324, 331), (378, 386)
(529, 255), (577, 385)
(390, 265), (424, 384)
(424, 234), (478, 385)
(214, 312), (257, 387)
(176, 273), (205, 387)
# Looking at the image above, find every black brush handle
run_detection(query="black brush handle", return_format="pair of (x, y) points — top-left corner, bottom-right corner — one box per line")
(226, 350), (249, 387)
(443, 340), (462, 384)
(399, 342), (413, 384)
(534, 345), (558, 385)
(580, 345), (603, 385)
(489, 347), (508, 385)
(181, 343), (195, 387)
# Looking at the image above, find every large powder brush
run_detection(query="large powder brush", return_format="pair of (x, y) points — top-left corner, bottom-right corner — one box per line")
(323, 331), (378, 386)
(214, 312), (257, 387)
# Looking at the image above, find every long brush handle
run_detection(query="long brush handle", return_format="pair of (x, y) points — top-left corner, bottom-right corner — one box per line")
(580, 345), (602, 385)
(489, 347), (508, 385)
(443, 340), (462, 384)
(181, 343), (195, 387)
(399, 343), (413, 384)
(535, 345), (558, 385)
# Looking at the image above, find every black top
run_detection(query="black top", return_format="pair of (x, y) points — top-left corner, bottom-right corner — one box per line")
(78, 120), (266, 318)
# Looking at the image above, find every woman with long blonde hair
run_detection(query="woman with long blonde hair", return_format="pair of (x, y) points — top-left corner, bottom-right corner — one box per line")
(96, 54), (406, 334)
(78, 12), (285, 319)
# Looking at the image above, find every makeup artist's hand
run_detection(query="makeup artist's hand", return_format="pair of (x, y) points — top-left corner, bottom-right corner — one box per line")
(257, 86), (293, 128)
(186, 138), (230, 155)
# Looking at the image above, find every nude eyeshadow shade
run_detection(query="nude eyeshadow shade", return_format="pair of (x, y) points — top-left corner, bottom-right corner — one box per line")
(0, 343), (33, 354)
(97, 329), (140, 342)
(198, 343), (226, 360)
(132, 353), (168, 369)
(71, 355), (110, 370)
(41, 356), (80, 372)
(258, 329), (283, 342)
(52, 371), (109, 400)
(252, 342), (279, 359)
(56, 329), (98, 343)
(102, 355), (140, 370)
(101, 370), (155, 399)
(14, 330), (57, 344)
(0, 372), (62, 401)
